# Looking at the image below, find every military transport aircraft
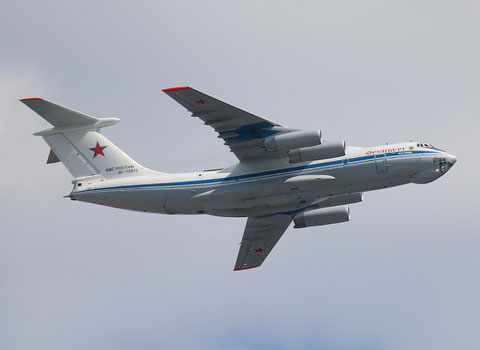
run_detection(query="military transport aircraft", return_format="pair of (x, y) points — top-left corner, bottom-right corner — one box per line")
(21, 87), (457, 270)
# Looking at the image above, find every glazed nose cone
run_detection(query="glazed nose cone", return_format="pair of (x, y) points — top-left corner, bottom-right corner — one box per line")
(446, 154), (457, 166)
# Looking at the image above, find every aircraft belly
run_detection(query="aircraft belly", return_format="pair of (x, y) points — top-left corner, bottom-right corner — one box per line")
(164, 196), (203, 214)
(74, 189), (168, 213)
(200, 174), (330, 216)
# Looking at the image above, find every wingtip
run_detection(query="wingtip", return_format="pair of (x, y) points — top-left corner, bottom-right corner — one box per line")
(234, 266), (260, 271)
(20, 97), (44, 101)
(162, 86), (191, 92)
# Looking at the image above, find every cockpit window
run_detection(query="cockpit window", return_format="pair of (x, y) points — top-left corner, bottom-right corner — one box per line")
(416, 142), (445, 152)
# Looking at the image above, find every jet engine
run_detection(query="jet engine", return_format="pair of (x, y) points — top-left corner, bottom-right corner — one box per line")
(288, 141), (346, 163)
(293, 206), (350, 228)
(264, 130), (322, 150)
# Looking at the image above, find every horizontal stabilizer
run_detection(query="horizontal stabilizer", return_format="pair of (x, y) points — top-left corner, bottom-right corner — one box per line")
(20, 98), (99, 127)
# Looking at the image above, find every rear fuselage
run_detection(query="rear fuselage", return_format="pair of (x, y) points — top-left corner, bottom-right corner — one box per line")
(71, 142), (456, 217)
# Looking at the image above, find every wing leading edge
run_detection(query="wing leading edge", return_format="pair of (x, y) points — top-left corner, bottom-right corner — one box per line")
(162, 86), (295, 162)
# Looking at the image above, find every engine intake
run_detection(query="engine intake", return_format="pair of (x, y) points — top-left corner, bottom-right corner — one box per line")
(288, 141), (346, 163)
(293, 206), (350, 228)
(264, 130), (322, 150)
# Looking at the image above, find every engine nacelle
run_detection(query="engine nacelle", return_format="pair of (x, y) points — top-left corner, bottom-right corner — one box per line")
(288, 141), (346, 163)
(293, 206), (350, 228)
(264, 130), (322, 150)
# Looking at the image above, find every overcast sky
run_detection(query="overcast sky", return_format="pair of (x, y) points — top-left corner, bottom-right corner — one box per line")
(1, 1), (479, 349)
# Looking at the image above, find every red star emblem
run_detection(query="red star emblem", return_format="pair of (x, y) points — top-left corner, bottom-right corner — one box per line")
(90, 142), (107, 158)
(195, 99), (206, 104)
(254, 247), (264, 253)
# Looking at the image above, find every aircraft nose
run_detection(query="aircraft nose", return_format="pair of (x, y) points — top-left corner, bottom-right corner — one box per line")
(446, 154), (457, 166)
(438, 153), (457, 174)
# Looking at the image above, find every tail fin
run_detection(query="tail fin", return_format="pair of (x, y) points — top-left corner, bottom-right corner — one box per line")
(21, 98), (155, 179)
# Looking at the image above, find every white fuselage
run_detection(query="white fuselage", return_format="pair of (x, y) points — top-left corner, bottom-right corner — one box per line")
(71, 142), (456, 217)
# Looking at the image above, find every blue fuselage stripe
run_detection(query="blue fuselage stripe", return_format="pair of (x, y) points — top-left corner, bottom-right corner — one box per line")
(77, 150), (439, 193)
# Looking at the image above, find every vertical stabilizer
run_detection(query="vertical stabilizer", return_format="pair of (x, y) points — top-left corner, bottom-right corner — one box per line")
(21, 98), (157, 179)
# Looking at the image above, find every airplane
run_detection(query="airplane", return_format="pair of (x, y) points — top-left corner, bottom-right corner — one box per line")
(21, 86), (457, 271)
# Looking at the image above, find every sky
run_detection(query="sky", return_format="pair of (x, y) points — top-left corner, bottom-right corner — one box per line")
(1, 1), (479, 349)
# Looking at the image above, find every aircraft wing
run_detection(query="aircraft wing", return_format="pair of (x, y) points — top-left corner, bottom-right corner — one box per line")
(162, 86), (295, 162)
(234, 214), (292, 271)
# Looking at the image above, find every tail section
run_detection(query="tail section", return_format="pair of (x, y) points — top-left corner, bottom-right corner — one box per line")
(21, 98), (156, 179)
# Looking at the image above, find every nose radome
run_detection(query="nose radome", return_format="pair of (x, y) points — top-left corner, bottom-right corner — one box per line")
(447, 154), (457, 165)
